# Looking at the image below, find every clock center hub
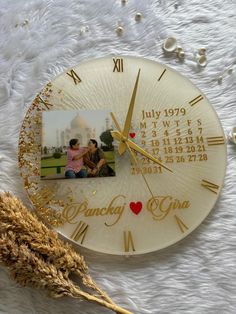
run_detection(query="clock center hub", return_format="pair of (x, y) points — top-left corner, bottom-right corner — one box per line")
(121, 135), (128, 142)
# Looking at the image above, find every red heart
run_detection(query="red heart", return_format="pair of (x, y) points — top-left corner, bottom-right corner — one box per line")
(129, 133), (136, 138)
(129, 201), (142, 215)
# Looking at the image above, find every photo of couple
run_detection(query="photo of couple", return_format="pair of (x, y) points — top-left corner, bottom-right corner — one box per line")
(65, 138), (115, 178)
(40, 109), (116, 180)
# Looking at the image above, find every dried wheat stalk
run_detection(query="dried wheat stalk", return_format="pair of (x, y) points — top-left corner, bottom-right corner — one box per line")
(0, 192), (133, 314)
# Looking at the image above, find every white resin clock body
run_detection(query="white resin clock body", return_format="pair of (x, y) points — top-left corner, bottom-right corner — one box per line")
(20, 56), (227, 255)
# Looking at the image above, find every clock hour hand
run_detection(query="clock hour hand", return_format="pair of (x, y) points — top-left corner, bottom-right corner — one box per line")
(118, 69), (141, 155)
(110, 114), (172, 172)
(110, 112), (122, 133)
(111, 130), (172, 173)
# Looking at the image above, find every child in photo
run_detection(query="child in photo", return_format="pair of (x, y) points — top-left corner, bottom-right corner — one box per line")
(65, 138), (89, 178)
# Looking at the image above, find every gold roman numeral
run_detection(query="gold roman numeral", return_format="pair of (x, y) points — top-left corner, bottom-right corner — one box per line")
(66, 69), (82, 84)
(206, 136), (225, 146)
(158, 69), (166, 81)
(31, 187), (55, 208)
(123, 231), (135, 252)
(189, 95), (203, 106)
(71, 221), (89, 244)
(201, 179), (219, 194)
(174, 215), (189, 233)
(38, 96), (53, 110)
(113, 58), (124, 72)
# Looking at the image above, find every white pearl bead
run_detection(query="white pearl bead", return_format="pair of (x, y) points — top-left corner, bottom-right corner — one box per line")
(198, 48), (206, 55)
(135, 12), (142, 21)
(116, 26), (124, 35)
(176, 47), (185, 59)
(178, 50), (185, 59)
(217, 76), (223, 84)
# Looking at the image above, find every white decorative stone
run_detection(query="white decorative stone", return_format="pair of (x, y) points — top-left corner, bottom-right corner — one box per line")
(228, 127), (236, 144)
(162, 37), (177, 53)
(197, 55), (207, 67)
(80, 26), (86, 35)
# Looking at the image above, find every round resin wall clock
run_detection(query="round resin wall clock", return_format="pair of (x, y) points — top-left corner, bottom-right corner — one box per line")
(18, 56), (227, 255)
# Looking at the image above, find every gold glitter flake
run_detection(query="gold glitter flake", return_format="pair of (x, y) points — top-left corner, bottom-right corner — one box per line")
(18, 91), (65, 227)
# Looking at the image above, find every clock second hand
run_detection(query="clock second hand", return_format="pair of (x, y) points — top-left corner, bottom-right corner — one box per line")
(110, 112), (156, 199)
(126, 144), (156, 199)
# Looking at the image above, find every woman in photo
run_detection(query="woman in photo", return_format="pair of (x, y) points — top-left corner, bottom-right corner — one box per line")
(85, 139), (115, 177)
(65, 138), (89, 178)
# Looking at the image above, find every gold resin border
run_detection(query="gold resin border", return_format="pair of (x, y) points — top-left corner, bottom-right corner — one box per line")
(18, 82), (66, 227)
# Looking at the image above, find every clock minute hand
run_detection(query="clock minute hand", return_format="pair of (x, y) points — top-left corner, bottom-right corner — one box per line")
(111, 130), (172, 173)
(118, 69), (141, 155)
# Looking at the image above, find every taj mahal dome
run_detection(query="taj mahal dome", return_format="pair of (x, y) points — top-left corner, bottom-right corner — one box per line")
(58, 113), (96, 147)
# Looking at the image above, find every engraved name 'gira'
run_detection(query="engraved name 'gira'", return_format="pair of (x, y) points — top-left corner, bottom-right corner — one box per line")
(147, 196), (190, 220)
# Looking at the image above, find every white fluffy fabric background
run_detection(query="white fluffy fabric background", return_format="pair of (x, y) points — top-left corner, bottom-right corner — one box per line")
(1, 0), (236, 313)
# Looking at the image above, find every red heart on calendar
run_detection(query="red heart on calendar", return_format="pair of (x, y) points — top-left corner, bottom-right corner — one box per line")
(129, 133), (136, 138)
(129, 201), (142, 215)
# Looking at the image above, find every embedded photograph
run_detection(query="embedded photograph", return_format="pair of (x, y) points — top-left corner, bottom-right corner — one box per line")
(41, 110), (116, 180)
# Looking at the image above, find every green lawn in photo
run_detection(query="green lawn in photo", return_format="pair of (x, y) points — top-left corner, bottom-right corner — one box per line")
(41, 151), (116, 177)
(104, 151), (115, 171)
(41, 155), (67, 176)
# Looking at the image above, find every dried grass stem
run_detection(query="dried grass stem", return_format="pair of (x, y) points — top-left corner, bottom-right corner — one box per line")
(0, 192), (133, 314)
